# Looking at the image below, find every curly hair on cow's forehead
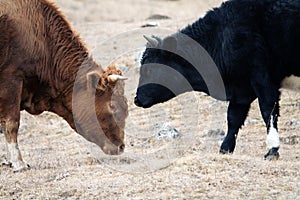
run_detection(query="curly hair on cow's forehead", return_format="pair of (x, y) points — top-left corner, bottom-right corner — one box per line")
(95, 65), (124, 92)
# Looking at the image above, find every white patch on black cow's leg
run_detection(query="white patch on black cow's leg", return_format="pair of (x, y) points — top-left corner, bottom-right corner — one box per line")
(266, 116), (280, 149)
(7, 143), (30, 172)
(265, 116), (280, 160)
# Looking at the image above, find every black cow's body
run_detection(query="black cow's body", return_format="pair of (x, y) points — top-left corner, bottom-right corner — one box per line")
(135, 0), (300, 159)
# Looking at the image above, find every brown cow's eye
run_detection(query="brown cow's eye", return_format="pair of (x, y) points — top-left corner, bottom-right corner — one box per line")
(110, 104), (117, 112)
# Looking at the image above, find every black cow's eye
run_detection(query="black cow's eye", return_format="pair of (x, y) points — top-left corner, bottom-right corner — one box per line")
(141, 67), (151, 77)
(141, 52), (149, 64)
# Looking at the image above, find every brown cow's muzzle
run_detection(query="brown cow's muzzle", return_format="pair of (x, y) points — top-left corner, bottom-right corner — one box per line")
(75, 125), (125, 155)
(101, 142), (125, 155)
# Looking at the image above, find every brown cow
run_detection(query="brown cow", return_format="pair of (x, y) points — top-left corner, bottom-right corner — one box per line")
(0, 0), (128, 171)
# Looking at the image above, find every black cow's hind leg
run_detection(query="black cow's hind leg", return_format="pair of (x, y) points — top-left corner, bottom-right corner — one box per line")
(220, 102), (250, 154)
(259, 100), (280, 160)
(251, 72), (281, 160)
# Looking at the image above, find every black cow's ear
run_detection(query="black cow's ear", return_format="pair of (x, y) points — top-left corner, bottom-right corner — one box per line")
(144, 35), (159, 47)
(162, 36), (177, 52)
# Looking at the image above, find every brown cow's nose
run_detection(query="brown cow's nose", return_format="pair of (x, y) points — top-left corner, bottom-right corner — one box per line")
(118, 144), (125, 154)
(102, 142), (125, 155)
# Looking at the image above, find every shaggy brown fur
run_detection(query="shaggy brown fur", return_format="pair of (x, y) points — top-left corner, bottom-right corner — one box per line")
(0, 0), (128, 171)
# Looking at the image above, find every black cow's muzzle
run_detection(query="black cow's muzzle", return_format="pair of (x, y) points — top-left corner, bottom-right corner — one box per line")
(134, 96), (142, 107)
(134, 96), (152, 108)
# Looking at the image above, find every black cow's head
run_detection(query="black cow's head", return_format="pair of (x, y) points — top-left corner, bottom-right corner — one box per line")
(135, 35), (192, 108)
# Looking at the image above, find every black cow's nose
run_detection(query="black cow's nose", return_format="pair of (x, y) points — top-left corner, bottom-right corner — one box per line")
(134, 96), (141, 107)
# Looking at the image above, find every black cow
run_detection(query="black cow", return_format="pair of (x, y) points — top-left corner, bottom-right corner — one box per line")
(135, 0), (300, 160)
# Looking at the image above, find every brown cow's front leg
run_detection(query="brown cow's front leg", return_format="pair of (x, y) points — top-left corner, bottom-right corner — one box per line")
(0, 78), (29, 171)
(1, 120), (29, 172)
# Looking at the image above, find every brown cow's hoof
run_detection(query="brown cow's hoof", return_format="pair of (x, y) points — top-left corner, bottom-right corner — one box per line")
(13, 163), (31, 173)
(1, 157), (30, 172)
(264, 147), (280, 161)
(13, 165), (30, 173)
(1, 157), (12, 167)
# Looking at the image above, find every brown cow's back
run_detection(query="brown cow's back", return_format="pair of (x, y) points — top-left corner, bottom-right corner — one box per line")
(0, 0), (90, 84)
(0, 0), (49, 61)
(0, 15), (14, 68)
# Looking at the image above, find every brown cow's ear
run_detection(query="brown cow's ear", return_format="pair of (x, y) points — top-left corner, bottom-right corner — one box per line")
(87, 65), (128, 93)
(86, 71), (102, 92)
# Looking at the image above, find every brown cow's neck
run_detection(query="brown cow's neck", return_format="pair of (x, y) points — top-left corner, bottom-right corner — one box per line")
(48, 57), (102, 131)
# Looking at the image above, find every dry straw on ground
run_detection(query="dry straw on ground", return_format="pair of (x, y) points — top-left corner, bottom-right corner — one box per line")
(1, 0), (299, 199)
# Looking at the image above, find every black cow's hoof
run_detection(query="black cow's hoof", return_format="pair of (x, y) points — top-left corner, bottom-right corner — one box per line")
(219, 148), (233, 154)
(264, 147), (280, 161)
(220, 142), (235, 154)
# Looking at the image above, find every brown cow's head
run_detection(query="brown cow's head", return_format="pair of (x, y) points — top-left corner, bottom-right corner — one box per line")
(72, 65), (128, 155)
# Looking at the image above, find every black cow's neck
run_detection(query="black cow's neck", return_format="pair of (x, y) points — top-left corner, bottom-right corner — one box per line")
(180, 9), (228, 99)
(180, 12), (220, 57)
(178, 11), (225, 97)
(189, 73), (209, 94)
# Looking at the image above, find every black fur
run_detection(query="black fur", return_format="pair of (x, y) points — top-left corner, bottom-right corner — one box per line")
(135, 0), (300, 157)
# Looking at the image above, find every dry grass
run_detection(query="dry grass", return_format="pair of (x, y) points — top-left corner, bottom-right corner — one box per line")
(1, 0), (300, 199)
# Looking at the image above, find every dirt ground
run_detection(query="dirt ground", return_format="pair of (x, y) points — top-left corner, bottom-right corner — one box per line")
(1, 0), (300, 199)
